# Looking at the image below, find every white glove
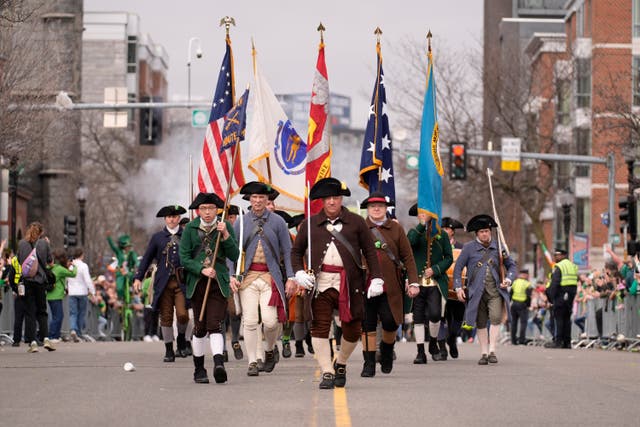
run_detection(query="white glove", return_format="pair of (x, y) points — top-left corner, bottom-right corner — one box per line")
(295, 270), (315, 290)
(367, 278), (384, 299)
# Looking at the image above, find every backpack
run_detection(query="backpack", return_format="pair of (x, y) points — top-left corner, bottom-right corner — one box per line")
(21, 246), (39, 278)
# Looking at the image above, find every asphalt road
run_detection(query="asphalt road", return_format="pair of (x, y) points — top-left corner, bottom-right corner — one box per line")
(1, 339), (638, 427)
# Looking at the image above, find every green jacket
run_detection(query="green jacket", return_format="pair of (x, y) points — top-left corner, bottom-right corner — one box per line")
(179, 217), (239, 299)
(407, 225), (453, 297)
(47, 264), (77, 301)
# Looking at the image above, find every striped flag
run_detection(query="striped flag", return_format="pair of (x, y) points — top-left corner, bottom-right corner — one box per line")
(417, 41), (443, 236)
(197, 36), (245, 196)
(306, 38), (331, 215)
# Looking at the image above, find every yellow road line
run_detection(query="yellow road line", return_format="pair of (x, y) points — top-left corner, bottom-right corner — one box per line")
(309, 368), (321, 427)
(333, 387), (352, 427)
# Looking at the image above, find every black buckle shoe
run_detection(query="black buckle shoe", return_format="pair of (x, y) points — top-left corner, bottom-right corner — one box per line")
(232, 341), (244, 360)
(488, 352), (498, 364)
(193, 356), (209, 384)
(319, 372), (335, 389)
(448, 336), (459, 359)
(247, 362), (259, 376)
(282, 342), (292, 358)
(257, 359), (265, 372)
(273, 344), (280, 363)
(164, 343), (175, 363)
(478, 354), (489, 365)
(380, 342), (394, 374)
(263, 350), (277, 373)
(413, 352), (427, 364)
(361, 351), (376, 377)
(334, 362), (347, 387)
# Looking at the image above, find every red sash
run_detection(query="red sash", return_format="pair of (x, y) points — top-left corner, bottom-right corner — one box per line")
(320, 264), (352, 323)
(248, 263), (285, 322)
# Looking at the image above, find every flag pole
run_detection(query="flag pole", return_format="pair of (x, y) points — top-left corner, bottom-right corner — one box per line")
(199, 16), (238, 322)
(189, 155), (194, 220)
(374, 27), (383, 192)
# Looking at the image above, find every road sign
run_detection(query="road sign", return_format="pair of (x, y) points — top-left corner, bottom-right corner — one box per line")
(406, 154), (419, 170)
(191, 109), (209, 128)
(501, 137), (521, 172)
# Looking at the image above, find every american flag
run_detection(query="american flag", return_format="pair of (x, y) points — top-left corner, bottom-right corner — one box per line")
(197, 36), (245, 196)
(359, 42), (395, 215)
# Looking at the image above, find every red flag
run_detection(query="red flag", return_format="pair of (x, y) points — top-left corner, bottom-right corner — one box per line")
(197, 36), (245, 196)
(305, 39), (331, 215)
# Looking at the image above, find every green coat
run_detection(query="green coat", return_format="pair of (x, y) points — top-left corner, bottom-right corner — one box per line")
(179, 217), (239, 299)
(407, 225), (453, 298)
(47, 263), (77, 301)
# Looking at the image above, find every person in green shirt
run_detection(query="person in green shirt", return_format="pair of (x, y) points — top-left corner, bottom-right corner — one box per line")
(47, 248), (77, 341)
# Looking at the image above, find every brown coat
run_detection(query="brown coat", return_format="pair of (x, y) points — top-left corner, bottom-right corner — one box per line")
(365, 218), (419, 325)
(291, 207), (382, 321)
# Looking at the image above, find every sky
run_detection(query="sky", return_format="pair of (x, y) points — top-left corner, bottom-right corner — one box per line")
(84, 0), (483, 126)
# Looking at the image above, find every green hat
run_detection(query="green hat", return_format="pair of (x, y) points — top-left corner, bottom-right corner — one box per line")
(118, 234), (132, 249)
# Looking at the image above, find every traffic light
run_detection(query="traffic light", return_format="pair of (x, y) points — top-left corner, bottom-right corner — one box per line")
(139, 97), (163, 145)
(619, 195), (637, 241)
(64, 215), (78, 248)
(449, 142), (467, 180)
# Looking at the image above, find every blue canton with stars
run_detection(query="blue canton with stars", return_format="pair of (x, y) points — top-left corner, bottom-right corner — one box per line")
(359, 50), (395, 215)
(209, 39), (233, 122)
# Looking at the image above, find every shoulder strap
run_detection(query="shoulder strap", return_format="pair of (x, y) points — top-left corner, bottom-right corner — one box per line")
(327, 227), (364, 270)
(370, 227), (404, 269)
(468, 248), (494, 285)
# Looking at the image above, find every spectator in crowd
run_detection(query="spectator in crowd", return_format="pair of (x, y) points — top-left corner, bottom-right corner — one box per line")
(66, 248), (96, 342)
(0, 240), (8, 316)
(529, 280), (548, 340)
(48, 248), (76, 343)
(18, 222), (54, 353)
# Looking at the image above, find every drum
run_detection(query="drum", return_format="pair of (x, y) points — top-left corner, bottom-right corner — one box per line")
(447, 248), (466, 299)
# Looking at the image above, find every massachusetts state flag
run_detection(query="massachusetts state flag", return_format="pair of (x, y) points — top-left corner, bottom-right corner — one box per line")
(359, 41), (395, 215)
(197, 36), (245, 197)
(417, 43), (443, 236)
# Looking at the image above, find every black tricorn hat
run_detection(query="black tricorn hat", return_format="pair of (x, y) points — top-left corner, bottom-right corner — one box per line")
(240, 181), (277, 196)
(408, 203), (418, 217)
(309, 177), (350, 201)
(188, 192), (225, 209)
(179, 217), (190, 226)
(227, 205), (240, 216)
(360, 191), (395, 209)
(156, 205), (187, 218)
(441, 217), (464, 230)
(289, 214), (305, 229)
(466, 214), (498, 233)
(273, 209), (292, 225)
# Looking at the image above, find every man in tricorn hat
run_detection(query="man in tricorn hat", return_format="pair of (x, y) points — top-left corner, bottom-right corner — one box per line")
(179, 192), (239, 384)
(406, 204), (453, 364)
(230, 181), (296, 376)
(134, 205), (189, 362)
(436, 216), (466, 360)
(291, 177), (384, 389)
(453, 214), (517, 365)
(360, 192), (418, 377)
(545, 249), (578, 349)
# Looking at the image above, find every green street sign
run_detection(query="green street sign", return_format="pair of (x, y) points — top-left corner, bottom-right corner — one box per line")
(406, 154), (419, 170)
(191, 109), (209, 128)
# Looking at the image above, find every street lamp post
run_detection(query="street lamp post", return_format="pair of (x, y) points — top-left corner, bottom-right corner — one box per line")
(556, 188), (575, 253)
(75, 182), (88, 247)
(187, 37), (203, 105)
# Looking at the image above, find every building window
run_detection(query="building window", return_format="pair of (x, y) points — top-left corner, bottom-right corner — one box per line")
(575, 197), (590, 234)
(634, 0), (640, 37)
(127, 35), (137, 73)
(575, 128), (590, 177)
(556, 79), (571, 125)
(634, 57), (640, 106)
(576, 3), (584, 37)
(576, 58), (591, 108)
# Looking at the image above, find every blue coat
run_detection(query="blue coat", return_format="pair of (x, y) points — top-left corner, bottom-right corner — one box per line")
(135, 227), (186, 311)
(453, 238), (517, 328)
(234, 209), (294, 310)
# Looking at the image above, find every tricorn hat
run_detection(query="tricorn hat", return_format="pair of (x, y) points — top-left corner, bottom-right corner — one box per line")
(227, 205), (240, 216)
(188, 192), (225, 209)
(441, 217), (464, 230)
(179, 217), (190, 226)
(309, 177), (351, 201)
(360, 191), (395, 209)
(289, 214), (305, 229)
(466, 214), (498, 233)
(240, 181), (277, 197)
(273, 210), (293, 225)
(156, 205), (187, 218)
(408, 203), (418, 217)
(554, 248), (568, 256)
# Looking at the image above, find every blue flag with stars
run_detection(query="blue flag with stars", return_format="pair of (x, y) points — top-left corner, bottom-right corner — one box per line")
(359, 43), (395, 215)
(209, 39), (233, 122)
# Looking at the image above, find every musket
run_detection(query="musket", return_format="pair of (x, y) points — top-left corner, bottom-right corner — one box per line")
(421, 218), (433, 286)
(233, 208), (244, 315)
(306, 181), (316, 294)
(487, 168), (509, 283)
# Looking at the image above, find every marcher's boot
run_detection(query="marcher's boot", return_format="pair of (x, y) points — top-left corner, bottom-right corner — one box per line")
(163, 342), (175, 362)
(295, 340), (305, 357)
(184, 340), (193, 357)
(429, 337), (444, 361)
(438, 340), (448, 361)
(413, 343), (427, 364)
(380, 341), (395, 374)
(213, 354), (227, 383)
(193, 356), (209, 384)
(232, 341), (243, 360)
(360, 351), (376, 377)
(282, 340), (292, 358)
(273, 344), (280, 363)
(447, 335), (459, 359)
(222, 350), (229, 363)
(305, 332), (314, 354)
(263, 350), (277, 373)
(334, 361), (347, 388)
(329, 338), (335, 360)
(176, 334), (188, 358)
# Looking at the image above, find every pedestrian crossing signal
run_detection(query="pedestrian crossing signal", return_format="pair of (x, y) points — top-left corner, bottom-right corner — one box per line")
(449, 142), (467, 180)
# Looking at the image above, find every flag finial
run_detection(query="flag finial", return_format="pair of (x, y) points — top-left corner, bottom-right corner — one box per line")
(374, 27), (382, 44)
(427, 30), (432, 52)
(317, 22), (325, 43)
(219, 16), (236, 37)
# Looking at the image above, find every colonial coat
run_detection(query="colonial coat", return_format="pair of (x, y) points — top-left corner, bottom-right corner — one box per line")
(452, 238), (517, 327)
(179, 217), (239, 299)
(407, 225), (453, 298)
(134, 227), (185, 310)
(291, 207), (383, 321)
(365, 217), (419, 325)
